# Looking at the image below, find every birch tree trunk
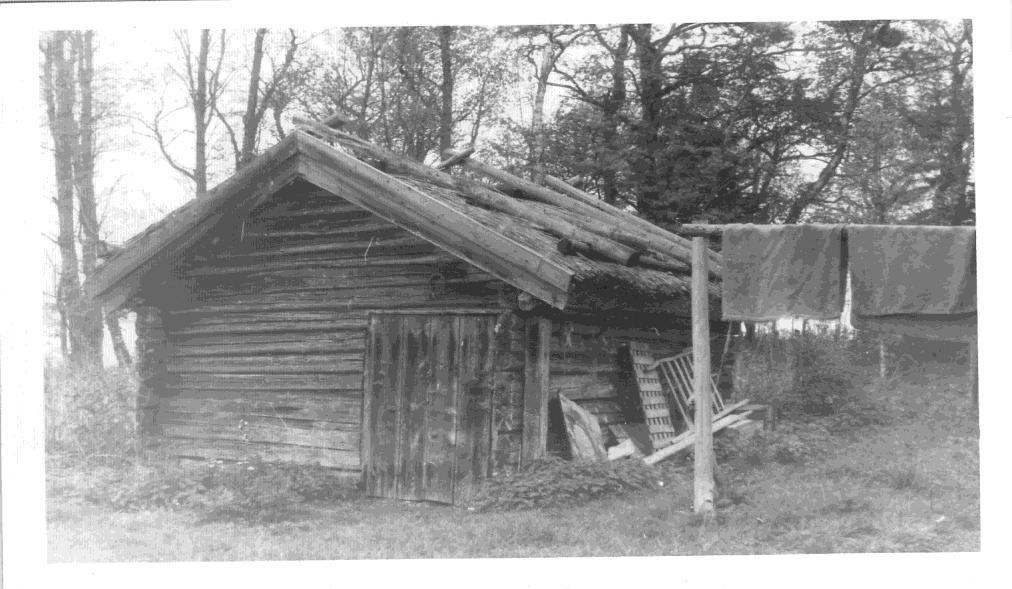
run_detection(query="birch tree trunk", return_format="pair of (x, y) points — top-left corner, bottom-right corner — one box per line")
(70, 30), (104, 369)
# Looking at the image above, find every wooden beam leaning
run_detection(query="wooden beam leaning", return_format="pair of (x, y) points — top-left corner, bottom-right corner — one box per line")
(550, 172), (724, 271)
(543, 174), (608, 208)
(454, 154), (722, 278)
(294, 131), (575, 309)
(692, 236), (715, 515)
(435, 147), (475, 170)
(309, 129), (640, 266)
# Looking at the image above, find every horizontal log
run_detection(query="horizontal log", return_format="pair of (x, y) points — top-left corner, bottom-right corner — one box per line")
(166, 309), (364, 326)
(157, 410), (360, 432)
(177, 254), (452, 277)
(157, 437), (360, 469)
(162, 286), (506, 316)
(202, 234), (424, 261)
(157, 390), (364, 423)
(244, 220), (400, 240)
(159, 422), (359, 451)
(168, 329), (364, 347)
(167, 339), (363, 357)
(164, 372), (364, 391)
(168, 319), (367, 337)
(164, 353), (363, 374)
(252, 202), (365, 220)
(182, 273), (499, 301)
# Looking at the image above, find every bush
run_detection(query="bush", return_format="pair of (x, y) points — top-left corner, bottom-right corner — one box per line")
(467, 457), (660, 511)
(45, 363), (138, 460)
(733, 332), (864, 420)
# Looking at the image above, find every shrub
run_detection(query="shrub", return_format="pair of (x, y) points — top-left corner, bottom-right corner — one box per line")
(733, 332), (867, 420)
(467, 457), (659, 511)
(45, 362), (138, 460)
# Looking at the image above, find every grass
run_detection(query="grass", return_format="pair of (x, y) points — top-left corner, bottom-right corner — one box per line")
(46, 360), (979, 561)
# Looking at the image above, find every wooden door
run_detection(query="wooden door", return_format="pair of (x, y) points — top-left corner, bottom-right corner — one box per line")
(364, 314), (495, 504)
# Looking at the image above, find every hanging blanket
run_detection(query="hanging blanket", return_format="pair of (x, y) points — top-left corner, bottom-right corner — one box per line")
(848, 225), (976, 342)
(722, 224), (847, 321)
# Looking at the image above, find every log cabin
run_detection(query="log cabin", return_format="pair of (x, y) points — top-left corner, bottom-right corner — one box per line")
(83, 119), (726, 505)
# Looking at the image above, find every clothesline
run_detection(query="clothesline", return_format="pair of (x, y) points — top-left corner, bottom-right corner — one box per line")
(669, 222), (976, 238)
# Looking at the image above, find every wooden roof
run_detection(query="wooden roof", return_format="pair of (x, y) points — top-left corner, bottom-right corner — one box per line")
(84, 128), (721, 315)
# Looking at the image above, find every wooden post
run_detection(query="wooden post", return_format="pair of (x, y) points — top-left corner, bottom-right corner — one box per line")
(522, 316), (551, 465)
(692, 237), (715, 515)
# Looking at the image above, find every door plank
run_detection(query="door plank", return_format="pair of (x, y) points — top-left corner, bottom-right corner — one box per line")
(398, 315), (428, 501)
(454, 315), (495, 503)
(423, 316), (457, 503)
(367, 315), (400, 498)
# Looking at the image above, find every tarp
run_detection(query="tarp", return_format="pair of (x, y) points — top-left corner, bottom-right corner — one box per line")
(721, 224), (847, 321)
(847, 225), (976, 315)
(848, 225), (976, 342)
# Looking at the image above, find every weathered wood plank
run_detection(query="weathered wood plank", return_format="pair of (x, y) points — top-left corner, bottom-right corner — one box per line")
(158, 391), (362, 425)
(692, 236), (715, 515)
(166, 338), (364, 357)
(164, 355), (360, 375)
(159, 421), (359, 451)
(162, 297), (505, 316)
(177, 254), (452, 278)
(160, 437), (358, 469)
(398, 315), (427, 501)
(370, 315), (401, 497)
(168, 319), (367, 337)
(454, 314), (495, 504)
(522, 316), (551, 465)
(181, 274), (501, 302)
(164, 372), (364, 391)
(423, 315), (456, 504)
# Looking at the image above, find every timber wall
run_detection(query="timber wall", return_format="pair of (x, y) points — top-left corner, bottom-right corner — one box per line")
(142, 181), (509, 473)
(134, 180), (712, 473)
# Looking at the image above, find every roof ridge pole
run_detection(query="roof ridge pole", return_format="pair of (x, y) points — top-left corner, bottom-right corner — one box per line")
(692, 236), (715, 517)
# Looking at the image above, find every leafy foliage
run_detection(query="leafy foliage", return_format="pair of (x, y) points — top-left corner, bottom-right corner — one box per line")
(733, 332), (868, 420)
(49, 455), (360, 523)
(45, 364), (138, 459)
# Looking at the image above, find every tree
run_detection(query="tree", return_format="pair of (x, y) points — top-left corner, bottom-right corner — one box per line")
(147, 29), (227, 196)
(216, 28), (300, 169)
(42, 31), (106, 370)
(296, 27), (511, 164)
(905, 20), (973, 225)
